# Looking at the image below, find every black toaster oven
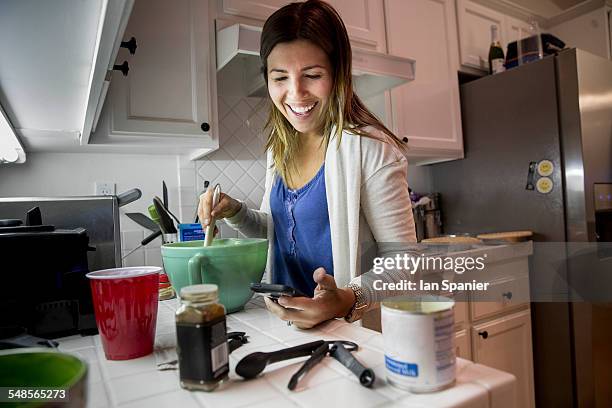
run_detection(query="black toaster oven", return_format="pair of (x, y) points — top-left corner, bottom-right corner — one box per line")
(0, 207), (97, 338)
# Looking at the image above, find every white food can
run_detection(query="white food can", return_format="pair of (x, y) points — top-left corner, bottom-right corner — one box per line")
(381, 295), (456, 393)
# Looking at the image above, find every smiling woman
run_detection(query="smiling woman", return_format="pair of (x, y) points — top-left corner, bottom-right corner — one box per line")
(198, 0), (417, 329)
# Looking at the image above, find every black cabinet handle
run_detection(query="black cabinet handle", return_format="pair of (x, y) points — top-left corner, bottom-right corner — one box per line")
(502, 291), (513, 300)
(113, 61), (129, 76)
(478, 331), (489, 339)
(121, 37), (137, 54)
(201, 122), (210, 132)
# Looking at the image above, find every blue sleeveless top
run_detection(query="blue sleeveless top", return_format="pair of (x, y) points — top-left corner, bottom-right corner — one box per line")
(269, 163), (334, 297)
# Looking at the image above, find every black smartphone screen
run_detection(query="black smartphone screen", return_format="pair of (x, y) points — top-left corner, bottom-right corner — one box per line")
(250, 283), (307, 298)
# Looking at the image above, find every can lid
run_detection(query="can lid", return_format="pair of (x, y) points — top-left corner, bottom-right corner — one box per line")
(382, 295), (454, 314)
(180, 284), (218, 303)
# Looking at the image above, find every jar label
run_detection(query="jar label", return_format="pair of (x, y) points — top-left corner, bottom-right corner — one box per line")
(176, 316), (229, 382)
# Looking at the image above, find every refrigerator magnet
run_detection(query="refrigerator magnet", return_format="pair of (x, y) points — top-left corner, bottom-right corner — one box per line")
(537, 160), (554, 177)
(536, 177), (553, 194)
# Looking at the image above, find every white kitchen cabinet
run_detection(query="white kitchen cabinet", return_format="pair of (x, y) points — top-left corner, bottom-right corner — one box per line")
(470, 274), (530, 321)
(456, 0), (505, 72)
(454, 300), (468, 326)
(504, 15), (533, 51)
(385, 0), (463, 163)
(328, 0), (386, 52)
(455, 329), (472, 360)
(472, 309), (535, 408)
(221, 0), (387, 52)
(222, 0), (287, 21)
(91, 0), (219, 159)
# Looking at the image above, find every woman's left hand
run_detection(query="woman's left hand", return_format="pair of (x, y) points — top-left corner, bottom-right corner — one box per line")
(264, 267), (356, 329)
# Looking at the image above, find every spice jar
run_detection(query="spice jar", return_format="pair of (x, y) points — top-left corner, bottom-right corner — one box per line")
(175, 284), (229, 391)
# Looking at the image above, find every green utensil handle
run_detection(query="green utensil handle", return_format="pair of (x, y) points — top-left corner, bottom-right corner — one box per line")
(188, 253), (205, 285)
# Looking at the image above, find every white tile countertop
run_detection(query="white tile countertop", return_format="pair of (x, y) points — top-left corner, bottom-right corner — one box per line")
(57, 296), (517, 408)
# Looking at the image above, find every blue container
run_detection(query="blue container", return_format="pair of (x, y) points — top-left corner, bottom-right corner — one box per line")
(178, 223), (205, 242)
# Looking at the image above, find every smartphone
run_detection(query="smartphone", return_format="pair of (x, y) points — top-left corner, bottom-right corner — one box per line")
(250, 283), (307, 299)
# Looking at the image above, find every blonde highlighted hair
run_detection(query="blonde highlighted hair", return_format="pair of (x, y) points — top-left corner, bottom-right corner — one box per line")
(260, 0), (406, 184)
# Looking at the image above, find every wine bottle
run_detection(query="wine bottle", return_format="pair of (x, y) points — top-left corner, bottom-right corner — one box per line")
(488, 25), (505, 75)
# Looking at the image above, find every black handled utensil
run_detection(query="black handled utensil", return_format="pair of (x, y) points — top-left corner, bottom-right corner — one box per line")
(142, 230), (162, 245)
(329, 341), (375, 387)
(227, 331), (249, 354)
(116, 188), (142, 207)
(287, 341), (329, 390)
(236, 340), (325, 379)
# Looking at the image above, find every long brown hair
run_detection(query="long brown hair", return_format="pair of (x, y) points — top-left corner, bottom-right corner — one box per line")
(260, 0), (406, 184)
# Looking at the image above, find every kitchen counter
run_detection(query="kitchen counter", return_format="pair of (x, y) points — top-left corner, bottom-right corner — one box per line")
(57, 296), (517, 408)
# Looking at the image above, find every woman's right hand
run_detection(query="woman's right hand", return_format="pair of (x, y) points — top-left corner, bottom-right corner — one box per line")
(197, 190), (242, 227)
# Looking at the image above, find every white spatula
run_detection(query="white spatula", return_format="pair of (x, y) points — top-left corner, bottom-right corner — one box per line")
(204, 184), (221, 247)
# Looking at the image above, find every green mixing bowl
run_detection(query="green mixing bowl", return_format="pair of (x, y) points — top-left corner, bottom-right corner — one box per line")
(161, 238), (268, 312)
(0, 348), (87, 408)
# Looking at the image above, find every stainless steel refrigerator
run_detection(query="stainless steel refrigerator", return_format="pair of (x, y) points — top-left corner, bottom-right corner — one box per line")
(430, 49), (612, 407)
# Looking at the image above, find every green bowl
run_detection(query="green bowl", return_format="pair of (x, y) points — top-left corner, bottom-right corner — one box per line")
(0, 348), (87, 408)
(161, 238), (268, 312)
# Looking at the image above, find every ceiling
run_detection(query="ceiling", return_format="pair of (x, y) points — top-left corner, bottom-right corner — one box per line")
(0, 0), (102, 135)
(499, 0), (596, 18)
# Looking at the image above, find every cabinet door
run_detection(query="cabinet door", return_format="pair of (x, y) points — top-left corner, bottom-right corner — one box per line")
(455, 300), (468, 326)
(503, 16), (532, 51)
(222, 0), (287, 21)
(329, 0), (386, 52)
(470, 274), (530, 321)
(385, 0), (463, 158)
(472, 309), (535, 408)
(456, 0), (505, 71)
(223, 0), (386, 52)
(108, 0), (214, 139)
(455, 329), (471, 360)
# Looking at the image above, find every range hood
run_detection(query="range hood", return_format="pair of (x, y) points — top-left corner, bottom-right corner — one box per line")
(216, 23), (415, 99)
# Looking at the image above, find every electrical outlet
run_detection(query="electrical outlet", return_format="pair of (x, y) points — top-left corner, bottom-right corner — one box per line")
(95, 181), (115, 196)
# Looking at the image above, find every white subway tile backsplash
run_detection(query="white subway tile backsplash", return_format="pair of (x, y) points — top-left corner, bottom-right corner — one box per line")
(179, 186), (198, 206)
(218, 97), (231, 121)
(248, 161), (266, 182)
(180, 205), (198, 224)
(179, 168), (196, 188)
(234, 173), (258, 197)
(208, 149), (233, 171)
(224, 135), (245, 160)
(147, 235), (162, 249)
(122, 230), (145, 251)
(122, 249), (145, 267)
(196, 160), (221, 183)
(145, 248), (163, 268)
(234, 99), (255, 121)
(224, 161), (247, 187)
(222, 110), (243, 135)
(178, 95), (268, 243)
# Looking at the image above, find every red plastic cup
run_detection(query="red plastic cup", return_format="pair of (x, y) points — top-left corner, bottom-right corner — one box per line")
(86, 267), (161, 360)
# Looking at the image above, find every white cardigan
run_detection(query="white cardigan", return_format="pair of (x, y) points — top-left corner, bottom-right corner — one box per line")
(225, 127), (417, 311)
